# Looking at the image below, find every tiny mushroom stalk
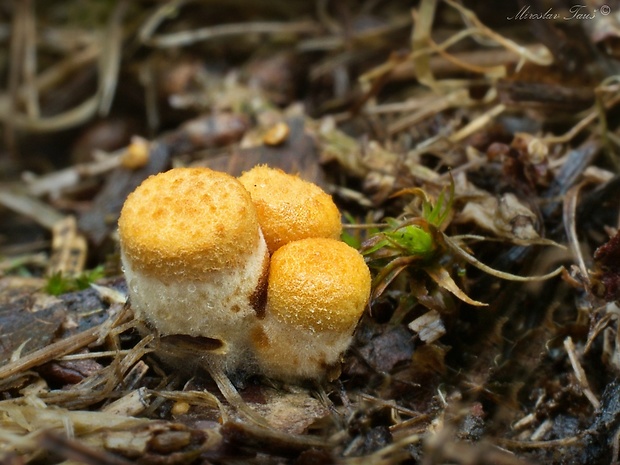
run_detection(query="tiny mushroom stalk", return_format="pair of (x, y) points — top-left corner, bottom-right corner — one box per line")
(118, 167), (269, 370)
(238, 165), (342, 253)
(251, 237), (371, 381)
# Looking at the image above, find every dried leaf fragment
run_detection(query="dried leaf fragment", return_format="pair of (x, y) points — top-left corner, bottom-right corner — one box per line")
(458, 192), (540, 241)
(408, 310), (446, 344)
(246, 389), (330, 435)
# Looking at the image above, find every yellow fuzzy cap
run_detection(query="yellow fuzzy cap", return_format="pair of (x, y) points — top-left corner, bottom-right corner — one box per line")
(238, 165), (342, 253)
(266, 238), (370, 332)
(119, 167), (262, 280)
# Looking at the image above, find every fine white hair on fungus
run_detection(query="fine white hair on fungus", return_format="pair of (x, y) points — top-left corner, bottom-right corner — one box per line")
(238, 165), (342, 253)
(118, 167), (269, 371)
(250, 237), (371, 381)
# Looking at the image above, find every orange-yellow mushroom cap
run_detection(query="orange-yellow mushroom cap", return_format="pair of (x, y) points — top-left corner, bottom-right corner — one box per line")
(251, 237), (371, 381)
(238, 165), (342, 253)
(118, 167), (269, 369)
(119, 167), (263, 279)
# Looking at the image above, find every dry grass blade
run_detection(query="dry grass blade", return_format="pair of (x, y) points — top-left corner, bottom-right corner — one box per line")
(0, 2), (129, 131)
(496, 436), (582, 450)
(448, 104), (506, 143)
(387, 88), (468, 135)
(202, 357), (273, 428)
(25, 150), (123, 197)
(153, 390), (220, 410)
(442, 234), (565, 282)
(445, 0), (553, 67)
(25, 43), (100, 97)
(564, 336), (600, 410)
(0, 187), (64, 229)
(144, 20), (319, 48)
(0, 402), (149, 436)
(6, 92), (99, 132)
(410, 0), (439, 90)
(222, 419), (335, 454)
(97, 0), (128, 116)
(563, 182), (592, 287)
(18, 0), (39, 120)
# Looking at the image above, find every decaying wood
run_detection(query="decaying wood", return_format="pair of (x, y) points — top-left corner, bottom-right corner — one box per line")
(0, 302), (127, 381)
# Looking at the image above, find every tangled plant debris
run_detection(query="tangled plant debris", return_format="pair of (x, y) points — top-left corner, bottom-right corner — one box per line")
(1, 0), (620, 463)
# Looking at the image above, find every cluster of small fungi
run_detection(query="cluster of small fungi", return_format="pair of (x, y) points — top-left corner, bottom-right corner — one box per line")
(118, 165), (371, 382)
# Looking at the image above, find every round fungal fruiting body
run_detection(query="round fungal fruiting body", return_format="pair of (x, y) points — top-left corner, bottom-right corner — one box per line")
(251, 237), (371, 381)
(118, 167), (269, 368)
(238, 165), (342, 253)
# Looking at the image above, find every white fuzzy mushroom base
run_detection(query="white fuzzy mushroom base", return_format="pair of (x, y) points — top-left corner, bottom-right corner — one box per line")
(121, 236), (268, 371)
(252, 315), (356, 381)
